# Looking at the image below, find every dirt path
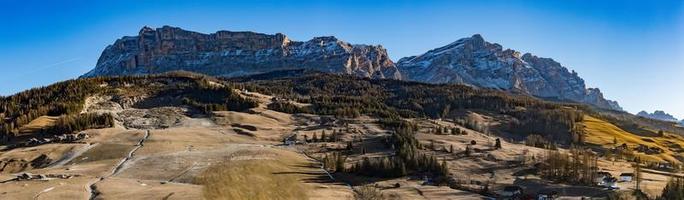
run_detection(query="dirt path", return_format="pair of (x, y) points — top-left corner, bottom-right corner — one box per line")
(298, 146), (356, 194)
(33, 186), (56, 200)
(88, 130), (150, 200)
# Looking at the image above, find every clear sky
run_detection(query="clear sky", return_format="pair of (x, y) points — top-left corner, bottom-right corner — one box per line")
(1, 0), (682, 118)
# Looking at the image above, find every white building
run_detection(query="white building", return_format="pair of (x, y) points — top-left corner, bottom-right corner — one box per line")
(619, 173), (633, 182)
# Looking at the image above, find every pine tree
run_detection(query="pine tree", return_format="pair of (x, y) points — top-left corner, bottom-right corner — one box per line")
(331, 129), (337, 142)
(321, 131), (327, 143)
(635, 157), (643, 191)
(465, 145), (471, 157)
(494, 138), (502, 149)
(335, 153), (346, 172)
(440, 159), (449, 176)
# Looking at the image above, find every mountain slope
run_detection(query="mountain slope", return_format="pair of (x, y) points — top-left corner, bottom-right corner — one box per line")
(396, 34), (621, 111)
(2, 70), (679, 198)
(637, 110), (679, 122)
(83, 26), (401, 79)
(583, 115), (684, 164)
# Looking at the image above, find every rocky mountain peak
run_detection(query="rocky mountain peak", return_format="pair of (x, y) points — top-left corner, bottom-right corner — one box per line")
(638, 110), (679, 122)
(83, 28), (622, 111)
(396, 34), (622, 111)
(83, 26), (401, 79)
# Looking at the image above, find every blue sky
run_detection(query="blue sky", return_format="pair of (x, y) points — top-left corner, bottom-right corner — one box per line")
(1, 0), (682, 118)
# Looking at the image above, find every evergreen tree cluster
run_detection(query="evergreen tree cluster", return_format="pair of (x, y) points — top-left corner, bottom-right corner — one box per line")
(524, 134), (557, 150)
(347, 120), (448, 179)
(242, 72), (586, 145)
(659, 178), (684, 200)
(321, 152), (347, 173)
(175, 79), (258, 113)
(540, 148), (599, 185)
(0, 77), (109, 143)
(44, 113), (115, 135)
(1, 72), (255, 144)
(509, 109), (584, 144)
(267, 101), (311, 114)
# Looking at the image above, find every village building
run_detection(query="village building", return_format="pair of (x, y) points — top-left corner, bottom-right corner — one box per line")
(619, 173), (634, 182)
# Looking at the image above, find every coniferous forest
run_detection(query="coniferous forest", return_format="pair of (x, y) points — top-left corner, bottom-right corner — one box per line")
(0, 72), (257, 144)
(237, 70), (586, 145)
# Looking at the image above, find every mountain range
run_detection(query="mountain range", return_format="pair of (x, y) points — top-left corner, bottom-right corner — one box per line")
(396, 34), (621, 110)
(637, 110), (680, 122)
(83, 26), (401, 79)
(83, 26), (621, 111)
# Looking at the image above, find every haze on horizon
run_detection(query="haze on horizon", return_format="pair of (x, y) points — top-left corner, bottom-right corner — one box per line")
(0, 0), (682, 119)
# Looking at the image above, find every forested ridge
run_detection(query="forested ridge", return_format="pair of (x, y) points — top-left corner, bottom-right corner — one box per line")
(4, 69), (662, 148)
(237, 71), (586, 144)
(0, 71), (257, 144)
(0, 78), (107, 143)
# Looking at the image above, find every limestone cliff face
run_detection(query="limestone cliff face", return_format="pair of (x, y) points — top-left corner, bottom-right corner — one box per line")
(83, 26), (401, 79)
(396, 34), (622, 111)
(84, 27), (621, 111)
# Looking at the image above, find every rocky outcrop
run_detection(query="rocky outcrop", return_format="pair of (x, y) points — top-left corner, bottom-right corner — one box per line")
(83, 26), (401, 79)
(0, 154), (53, 173)
(637, 110), (679, 122)
(396, 34), (622, 110)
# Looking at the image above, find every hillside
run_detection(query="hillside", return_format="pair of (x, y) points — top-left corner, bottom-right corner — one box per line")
(1, 71), (681, 199)
(584, 115), (684, 164)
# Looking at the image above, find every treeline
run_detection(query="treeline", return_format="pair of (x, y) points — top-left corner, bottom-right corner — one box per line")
(539, 148), (598, 185)
(346, 120), (448, 179)
(1, 72), (255, 143)
(240, 72), (585, 145)
(0, 78), (108, 143)
(525, 134), (558, 150)
(509, 108), (584, 143)
(44, 113), (115, 135)
(160, 78), (258, 113)
(267, 101), (310, 114)
(659, 178), (684, 200)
